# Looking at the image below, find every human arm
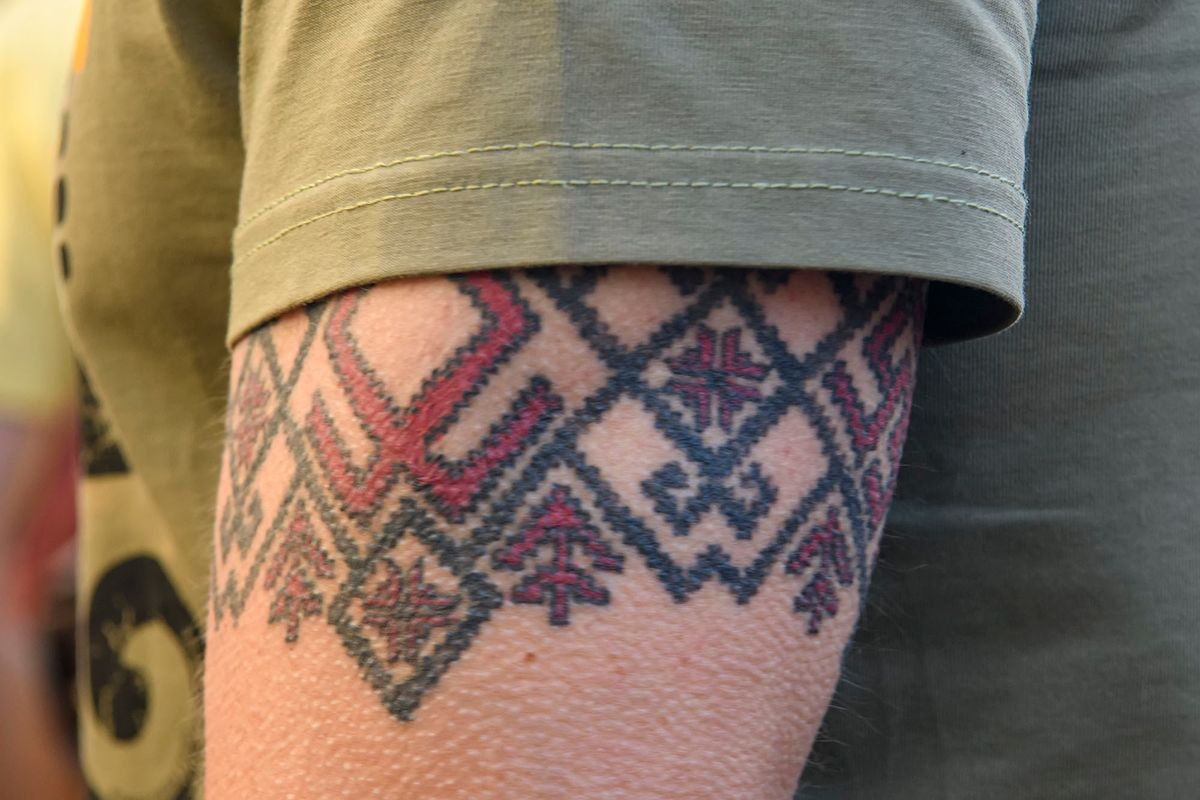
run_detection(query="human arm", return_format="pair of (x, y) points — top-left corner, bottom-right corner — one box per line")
(205, 265), (922, 799)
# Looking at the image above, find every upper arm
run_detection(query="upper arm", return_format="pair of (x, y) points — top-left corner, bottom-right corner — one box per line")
(207, 266), (923, 799)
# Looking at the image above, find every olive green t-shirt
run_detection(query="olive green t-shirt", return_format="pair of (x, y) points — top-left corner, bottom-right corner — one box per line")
(60, 2), (1199, 799)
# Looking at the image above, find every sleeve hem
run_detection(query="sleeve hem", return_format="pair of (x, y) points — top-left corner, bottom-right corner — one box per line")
(228, 144), (1025, 346)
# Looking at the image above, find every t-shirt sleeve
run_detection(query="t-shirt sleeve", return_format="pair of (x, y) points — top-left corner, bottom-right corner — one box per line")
(231, 1), (1037, 346)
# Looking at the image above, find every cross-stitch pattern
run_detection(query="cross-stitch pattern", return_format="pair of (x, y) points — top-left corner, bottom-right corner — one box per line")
(210, 268), (921, 721)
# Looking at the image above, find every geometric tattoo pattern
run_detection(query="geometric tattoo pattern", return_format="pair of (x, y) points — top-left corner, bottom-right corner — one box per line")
(211, 268), (922, 721)
(493, 484), (625, 625)
(262, 500), (334, 643)
(360, 557), (460, 666)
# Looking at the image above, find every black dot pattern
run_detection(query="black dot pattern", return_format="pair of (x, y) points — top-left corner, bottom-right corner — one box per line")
(56, 111), (69, 282)
(55, 177), (66, 225)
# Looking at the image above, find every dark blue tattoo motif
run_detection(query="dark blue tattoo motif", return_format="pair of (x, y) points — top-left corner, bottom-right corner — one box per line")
(211, 268), (922, 722)
(642, 461), (777, 540)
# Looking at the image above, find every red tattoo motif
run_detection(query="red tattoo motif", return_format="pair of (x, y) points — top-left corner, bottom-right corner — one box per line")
(861, 460), (887, 531)
(264, 501), (335, 642)
(361, 558), (461, 666)
(823, 298), (915, 458)
(785, 508), (855, 635)
(666, 325), (768, 433)
(232, 368), (271, 469)
(494, 485), (624, 625)
(309, 274), (562, 522)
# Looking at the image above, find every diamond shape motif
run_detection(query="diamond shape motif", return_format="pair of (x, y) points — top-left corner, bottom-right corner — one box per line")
(528, 269), (859, 603)
(663, 325), (770, 434)
(360, 556), (462, 666)
(211, 475), (331, 630)
(331, 498), (501, 721)
(641, 297), (786, 461)
(225, 331), (295, 491)
(212, 320), (324, 627)
(307, 274), (562, 526)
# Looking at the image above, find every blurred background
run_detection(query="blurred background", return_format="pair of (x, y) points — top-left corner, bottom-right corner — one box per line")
(1, 0), (88, 798)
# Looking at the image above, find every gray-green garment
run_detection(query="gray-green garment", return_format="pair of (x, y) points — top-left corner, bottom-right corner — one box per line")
(801, 2), (1200, 797)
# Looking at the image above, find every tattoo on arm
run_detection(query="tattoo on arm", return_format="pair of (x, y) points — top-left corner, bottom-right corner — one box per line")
(211, 267), (923, 721)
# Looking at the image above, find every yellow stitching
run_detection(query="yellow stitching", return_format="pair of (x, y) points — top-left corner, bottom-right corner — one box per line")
(239, 141), (1026, 226)
(235, 178), (1024, 265)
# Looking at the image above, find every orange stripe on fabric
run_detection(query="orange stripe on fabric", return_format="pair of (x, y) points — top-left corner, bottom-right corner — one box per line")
(72, 0), (91, 74)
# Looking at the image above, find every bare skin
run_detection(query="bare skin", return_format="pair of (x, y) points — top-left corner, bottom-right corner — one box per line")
(206, 266), (923, 799)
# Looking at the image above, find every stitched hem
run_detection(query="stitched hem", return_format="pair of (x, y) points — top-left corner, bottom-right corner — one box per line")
(230, 144), (1026, 346)
(239, 140), (1026, 228)
(236, 177), (1024, 266)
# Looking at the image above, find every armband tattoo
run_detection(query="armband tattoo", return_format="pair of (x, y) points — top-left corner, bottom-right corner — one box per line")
(211, 267), (922, 720)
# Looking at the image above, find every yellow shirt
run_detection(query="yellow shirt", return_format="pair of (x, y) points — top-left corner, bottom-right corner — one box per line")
(0, 0), (80, 417)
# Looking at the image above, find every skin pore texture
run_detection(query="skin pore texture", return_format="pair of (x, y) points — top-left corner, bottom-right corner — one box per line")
(206, 266), (923, 799)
